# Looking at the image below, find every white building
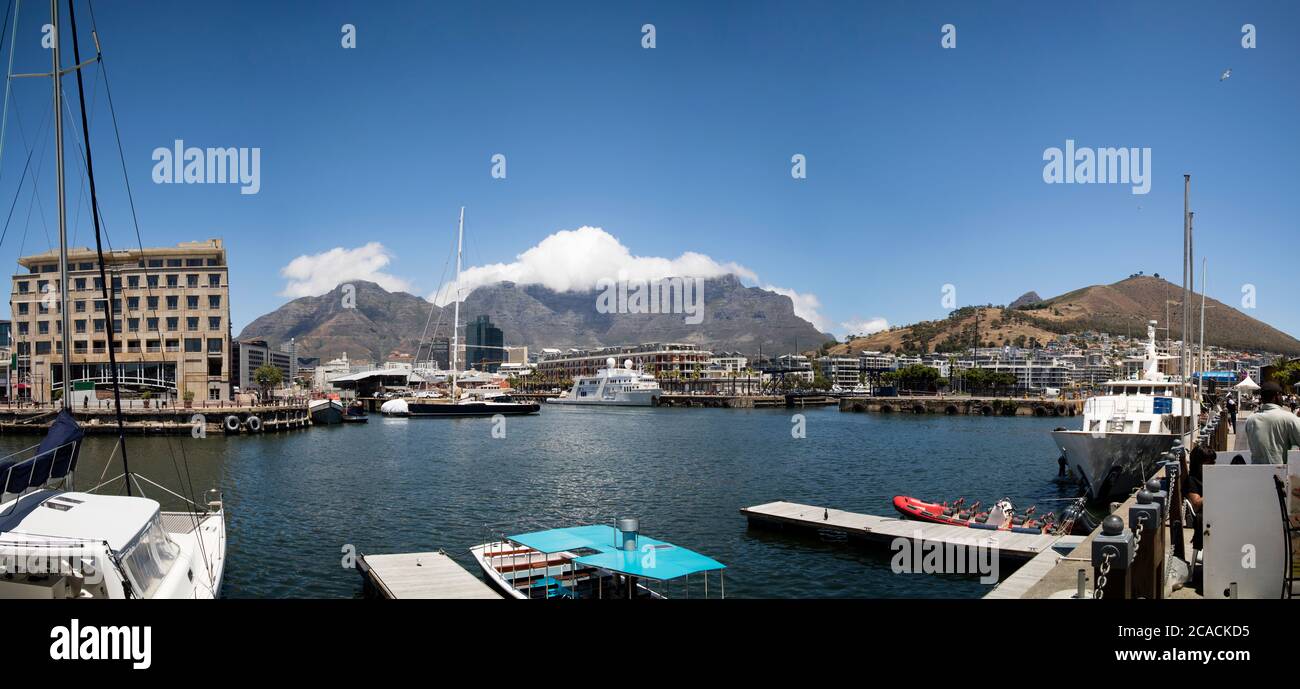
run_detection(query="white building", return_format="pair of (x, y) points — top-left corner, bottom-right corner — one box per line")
(818, 356), (861, 387)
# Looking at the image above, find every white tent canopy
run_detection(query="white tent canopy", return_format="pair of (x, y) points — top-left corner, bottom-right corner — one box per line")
(1235, 376), (1261, 390)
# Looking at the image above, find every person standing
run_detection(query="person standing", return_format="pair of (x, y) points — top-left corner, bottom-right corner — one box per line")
(1244, 382), (1300, 464)
(1226, 392), (1238, 431)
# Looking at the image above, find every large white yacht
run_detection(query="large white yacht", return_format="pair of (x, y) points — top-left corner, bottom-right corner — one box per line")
(1052, 321), (1198, 499)
(547, 358), (663, 407)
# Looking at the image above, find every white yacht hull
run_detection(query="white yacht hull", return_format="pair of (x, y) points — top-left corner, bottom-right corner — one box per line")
(546, 389), (660, 407)
(1052, 430), (1185, 499)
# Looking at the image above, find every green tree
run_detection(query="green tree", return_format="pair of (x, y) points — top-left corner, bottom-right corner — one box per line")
(254, 363), (283, 399)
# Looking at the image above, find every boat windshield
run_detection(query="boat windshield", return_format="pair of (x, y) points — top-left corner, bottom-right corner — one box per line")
(120, 513), (180, 598)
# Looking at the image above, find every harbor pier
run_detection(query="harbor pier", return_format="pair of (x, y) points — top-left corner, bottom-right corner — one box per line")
(0, 403), (312, 435)
(839, 396), (1082, 417)
(356, 551), (500, 599)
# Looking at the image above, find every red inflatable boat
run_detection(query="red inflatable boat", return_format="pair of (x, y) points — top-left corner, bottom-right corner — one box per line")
(892, 495), (1054, 534)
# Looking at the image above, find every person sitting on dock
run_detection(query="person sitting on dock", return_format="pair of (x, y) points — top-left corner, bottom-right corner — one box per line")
(1244, 382), (1300, 464)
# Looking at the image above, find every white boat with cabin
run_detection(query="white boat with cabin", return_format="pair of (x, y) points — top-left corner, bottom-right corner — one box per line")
(546, 358), (662, 407)
(1051, 320), (1198, 498)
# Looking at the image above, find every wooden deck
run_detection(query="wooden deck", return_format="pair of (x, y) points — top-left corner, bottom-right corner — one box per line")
(357, 551), (501, 599)
(741, 500), (1082, 561)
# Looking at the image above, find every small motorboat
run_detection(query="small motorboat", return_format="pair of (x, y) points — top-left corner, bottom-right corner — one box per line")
(342, 401), (369, 424)
(892, 495), (1056, 535)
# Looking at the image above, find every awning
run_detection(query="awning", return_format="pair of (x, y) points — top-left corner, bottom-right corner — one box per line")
(508, 524), (725, 581)
(1235, 376), (1261, 390)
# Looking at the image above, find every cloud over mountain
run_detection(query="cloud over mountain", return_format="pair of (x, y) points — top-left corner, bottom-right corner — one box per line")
(279, 242), (412, 298)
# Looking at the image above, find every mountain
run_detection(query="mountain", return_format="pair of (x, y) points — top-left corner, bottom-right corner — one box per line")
(832, 275), (1300, 357)
(1008, 291), (1044, 310)
(237, 276), (831, 362)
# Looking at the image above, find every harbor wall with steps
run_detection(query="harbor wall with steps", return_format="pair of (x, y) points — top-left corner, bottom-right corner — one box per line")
(839, 396), (1081, 417)
(0, 404), (312, 435)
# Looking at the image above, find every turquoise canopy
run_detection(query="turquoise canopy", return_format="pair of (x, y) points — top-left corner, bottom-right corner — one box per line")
(507, 524), (725, 582)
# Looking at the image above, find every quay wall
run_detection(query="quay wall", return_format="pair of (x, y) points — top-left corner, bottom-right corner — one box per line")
(839, 396), (1081, 417)
(0, 404), (312, 435)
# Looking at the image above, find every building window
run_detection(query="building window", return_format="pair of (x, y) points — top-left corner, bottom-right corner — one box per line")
(75, 300), (85, 313)
(166, 339), (180, 352)
(166, 275), (178, 288)
(208, 316), (221, 331)
(147, 296), (159, 310)
(147, 275), (159, 288)
(186, 295), (199, 309)
(184, 338), (202, 353)
(128, 318), (139, 333)
(16, 281), (28, 293)
(208, 388), (220, 401)
(208, 295), (221, 309)
(186, 317), (199, 332)
(74, 278), (86, 290)
(186, 258), (203, 267)
(208, 274), (221, 288)
(147, 317), (159, 332)
(166, 317), (178, 331)
(127, 275), (140, 288)
(148, 259), (163, 268)
(187, 274), (199, 288)
(37, 321), (48, 334)
(127, 297), (140, 310)
(35, 341), (50, 355)
(17, 302), (27, 315)
(74, 319), (86, 334)
(93, 319), (105, 333)
(207, 338), (223, 353)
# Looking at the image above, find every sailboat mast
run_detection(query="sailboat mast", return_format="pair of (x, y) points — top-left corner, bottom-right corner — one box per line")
(450, 206), (463, 398)
(51, 0), (71, 409)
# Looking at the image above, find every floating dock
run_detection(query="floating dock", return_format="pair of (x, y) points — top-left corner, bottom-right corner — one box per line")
(741, 500), (1083, 562)
(356, 551), (500, 599)
(0, 404), (312, 435)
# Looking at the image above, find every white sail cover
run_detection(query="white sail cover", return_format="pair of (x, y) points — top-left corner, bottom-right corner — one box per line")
(379, 399), (409, 415)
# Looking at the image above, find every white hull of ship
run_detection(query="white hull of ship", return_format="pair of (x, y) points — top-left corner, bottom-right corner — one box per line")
(1052, 430), (1187, 499)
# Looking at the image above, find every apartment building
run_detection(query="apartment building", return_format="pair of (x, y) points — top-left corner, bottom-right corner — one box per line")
(536, 343), (712, 380)
(10, 239), (230, 403)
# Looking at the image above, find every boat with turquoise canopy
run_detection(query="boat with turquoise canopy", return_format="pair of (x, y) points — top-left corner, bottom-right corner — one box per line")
(470, 519), (726, 599)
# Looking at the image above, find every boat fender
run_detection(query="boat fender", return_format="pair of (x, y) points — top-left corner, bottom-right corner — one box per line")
(1011, 526), (1042, 535)
(968, 522), (998, 530)
(223, 415), (242, 433)
(245, 416), (262, 433)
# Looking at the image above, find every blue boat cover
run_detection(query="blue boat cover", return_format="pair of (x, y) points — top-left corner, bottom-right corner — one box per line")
(37, 409), (84, 484)
(508, 524), (725, 582)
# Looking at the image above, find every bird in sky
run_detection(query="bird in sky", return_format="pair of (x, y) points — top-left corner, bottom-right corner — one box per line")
(1220, 68), (1232, 81)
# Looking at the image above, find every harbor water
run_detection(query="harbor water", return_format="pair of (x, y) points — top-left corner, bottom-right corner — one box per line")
(2, 407), (1079, 598)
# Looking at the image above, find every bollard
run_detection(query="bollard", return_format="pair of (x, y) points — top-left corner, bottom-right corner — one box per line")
(1129, 491), (1165, 599)
(1144, 478), (1168, 514)
(1091, 515), (1135, 599)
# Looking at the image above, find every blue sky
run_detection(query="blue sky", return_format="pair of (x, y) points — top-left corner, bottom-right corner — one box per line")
(1, 0), (1296, 342)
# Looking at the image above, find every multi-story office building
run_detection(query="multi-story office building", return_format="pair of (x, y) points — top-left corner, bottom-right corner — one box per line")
(10, 239), (231, 404)
(536, 343), (712, 380)
(232, 339), (294, 394)
(465, 315), (504, 372)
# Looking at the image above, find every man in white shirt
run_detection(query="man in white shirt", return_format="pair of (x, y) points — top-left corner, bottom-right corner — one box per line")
(1244, 382), (1300, 464)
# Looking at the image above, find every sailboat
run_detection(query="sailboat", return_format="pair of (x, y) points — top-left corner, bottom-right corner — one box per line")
(406, 208), (539, 417)
(0, 0), (225, 598)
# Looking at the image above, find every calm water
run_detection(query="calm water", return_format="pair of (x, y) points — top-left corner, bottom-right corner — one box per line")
(2, 407), (1080, 598)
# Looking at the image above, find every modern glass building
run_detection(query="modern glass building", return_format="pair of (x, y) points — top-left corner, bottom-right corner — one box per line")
(464, 315), (503, 372)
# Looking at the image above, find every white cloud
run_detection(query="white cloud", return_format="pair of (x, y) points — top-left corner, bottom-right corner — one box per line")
(762, 284), (834, 334)
(429, 226), (757, 302)
(840, 317), (890, 337)
(279, 242), (413, 298)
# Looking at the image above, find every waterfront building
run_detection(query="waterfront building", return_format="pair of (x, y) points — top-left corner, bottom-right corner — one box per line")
(419, 337), (451, 371)
(857, 350), (896, 372)
(818, 355), (862, 387)
(9, 239), (230, 404)
(278, 338), (300, 380)
(708, 352), (748, 373)
(232, 339), (294, 394)
(536, 342), (712, 380)
(465, 315), (504, 372)
(313, 352), (354, 390)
